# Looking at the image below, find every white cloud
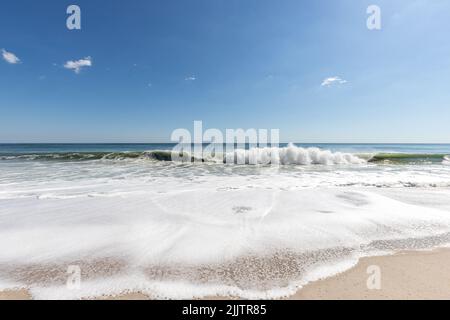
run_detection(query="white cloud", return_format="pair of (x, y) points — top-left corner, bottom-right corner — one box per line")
(185, 75), (196, 81)
(1, 49), (20, 64)
(321, 76), (347, 87)
(64, 56), (92, 74)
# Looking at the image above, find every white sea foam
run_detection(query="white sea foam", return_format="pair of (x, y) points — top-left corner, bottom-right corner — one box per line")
(219, 144), (366, 165)
(443, 156), (450, 165)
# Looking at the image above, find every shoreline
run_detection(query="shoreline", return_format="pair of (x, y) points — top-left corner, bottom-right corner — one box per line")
(1, 249), (449, 300)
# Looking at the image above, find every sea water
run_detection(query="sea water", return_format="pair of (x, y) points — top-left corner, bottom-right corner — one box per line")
(0, 143), (450, 299)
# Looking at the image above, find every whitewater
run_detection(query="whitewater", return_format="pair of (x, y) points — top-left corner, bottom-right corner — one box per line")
(1, 143), (450, 299)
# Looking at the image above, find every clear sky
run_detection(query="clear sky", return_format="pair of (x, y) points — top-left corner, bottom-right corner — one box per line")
(1, 0), (449, 143)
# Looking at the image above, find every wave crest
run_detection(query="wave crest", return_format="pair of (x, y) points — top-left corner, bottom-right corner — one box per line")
(0, 145), (365, 166)
(443, 156), (450, 165)
(220, 144), (365, 165)
(3, 146), (448, 166)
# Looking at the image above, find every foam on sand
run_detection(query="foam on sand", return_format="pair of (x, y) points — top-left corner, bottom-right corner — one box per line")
(1, 184), (450, 299)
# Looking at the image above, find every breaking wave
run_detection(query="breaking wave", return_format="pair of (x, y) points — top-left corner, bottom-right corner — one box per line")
(443, 156), (450, 165)
(219, 144), (365, 165)
(0, 145), (365, 166)
(1, 145), (448, 166)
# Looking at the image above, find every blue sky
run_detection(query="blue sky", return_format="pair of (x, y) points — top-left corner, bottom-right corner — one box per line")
(1, 0), (450, 143)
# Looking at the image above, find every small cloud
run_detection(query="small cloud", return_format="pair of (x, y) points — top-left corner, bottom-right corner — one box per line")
(38, 75), (46, 80)
(1, 49), (20, 64)
(64, 56), (92, 74)
(147, 83), (152, 87)
(321, 76), (347, 87)
(185, 75), (196, 81)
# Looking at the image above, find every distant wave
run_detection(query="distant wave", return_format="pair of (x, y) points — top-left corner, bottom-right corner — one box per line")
(0, 152), (144, 161)
(368, 153), (449, 164)
(1, 146), (449, 166)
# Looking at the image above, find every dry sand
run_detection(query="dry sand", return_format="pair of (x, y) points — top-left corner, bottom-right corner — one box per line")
(1, 249), (449, 300)
(292, 249), (450, 300)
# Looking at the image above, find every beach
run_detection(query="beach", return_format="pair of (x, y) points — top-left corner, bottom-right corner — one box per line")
(3, 0), (450, 305)
(2, 249), (449, 300)
(1, 143), (450, 299)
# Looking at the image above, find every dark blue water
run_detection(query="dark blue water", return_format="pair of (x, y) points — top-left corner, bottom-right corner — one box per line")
(0, 143), (449, 155)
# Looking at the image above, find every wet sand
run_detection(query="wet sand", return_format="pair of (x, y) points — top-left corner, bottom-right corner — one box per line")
(1, 249), (449, 300)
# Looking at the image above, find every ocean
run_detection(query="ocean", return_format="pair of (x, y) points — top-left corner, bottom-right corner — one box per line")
(1, 143), (450, 299)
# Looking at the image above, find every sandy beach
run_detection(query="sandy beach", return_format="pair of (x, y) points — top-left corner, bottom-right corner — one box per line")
(291, 249), (450, 300)
(1, 249), (449, 300)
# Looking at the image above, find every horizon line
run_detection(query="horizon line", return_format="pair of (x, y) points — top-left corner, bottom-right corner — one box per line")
(1, 142), (450, 145)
